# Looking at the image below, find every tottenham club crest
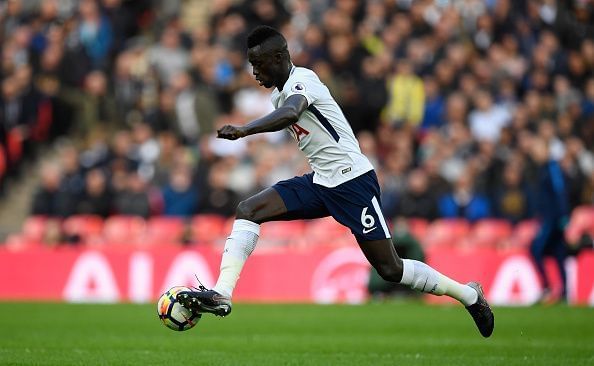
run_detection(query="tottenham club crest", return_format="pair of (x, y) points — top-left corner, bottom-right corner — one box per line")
(291, 82), (305, 92)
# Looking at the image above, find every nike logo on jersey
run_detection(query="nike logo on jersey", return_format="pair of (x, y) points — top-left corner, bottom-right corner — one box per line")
(362, 227), (377, 234)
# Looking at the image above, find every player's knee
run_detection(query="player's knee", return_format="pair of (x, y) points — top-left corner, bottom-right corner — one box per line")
(376, 262), (403, 283)
(236, 200), (257, 222)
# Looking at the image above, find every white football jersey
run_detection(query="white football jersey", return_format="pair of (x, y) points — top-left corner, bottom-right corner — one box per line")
(270, 66), (374, 188)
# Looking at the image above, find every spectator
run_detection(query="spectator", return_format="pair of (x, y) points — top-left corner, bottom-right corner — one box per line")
(31, 163), (64, 217)
(57, 144), (85, 217)
(198, 161), (239, 217)
(77, 0), (113, 69)
(492, 162), (533, 224)
(144, 88), (177, 134)
(422, 158), (451, 199)
(356, 56), (388, 133)
(130, 122), (160, 181)
(1, 0), (25, 39)
(114, 172), (151, 218)
(420, 76), (445, 131)
(560, 140), (590, 210)
(529, 137), (569, 303)
(62, 71), (117, 138)
(438, 171), (491, 222)
(161, 165), (198, 217)
(398, 169), (438, 221)
(379, 151), (409, 218)
(169, 72), (202, 144)
(148, 26), (189, 85)
(152, 131), (182, 187)
(537, 120), (565, 161)
(1, 77), (30, 154)
(75, 168), (112, 217)
(561, 137), (594, 205)
(469, 89), (511, 143)
(384, 60), (424, 128)
(554, 75), (582, 115)
(107, 130), (138, 173)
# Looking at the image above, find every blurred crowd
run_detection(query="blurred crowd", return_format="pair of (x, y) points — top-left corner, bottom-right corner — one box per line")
(1, 0), (593, 226)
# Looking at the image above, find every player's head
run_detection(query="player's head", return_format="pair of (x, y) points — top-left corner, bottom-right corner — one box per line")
(247, 25), (290, 89)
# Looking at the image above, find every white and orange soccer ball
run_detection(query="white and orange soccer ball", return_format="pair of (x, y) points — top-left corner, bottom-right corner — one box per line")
(157, 286), (201, 331)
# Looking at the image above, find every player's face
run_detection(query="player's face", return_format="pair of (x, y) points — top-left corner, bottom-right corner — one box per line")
(248, 47), (281, 89)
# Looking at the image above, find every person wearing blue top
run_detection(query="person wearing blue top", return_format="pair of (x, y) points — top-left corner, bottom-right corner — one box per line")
(438, 172), (491, 223)
(529, 137), (570, 303)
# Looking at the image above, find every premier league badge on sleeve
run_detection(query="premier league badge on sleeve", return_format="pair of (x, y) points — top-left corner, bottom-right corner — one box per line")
(292, 82), (306, 92)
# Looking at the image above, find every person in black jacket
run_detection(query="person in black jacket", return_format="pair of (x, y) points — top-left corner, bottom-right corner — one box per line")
(398, 169), (438, 220)
(75, 168), (112, 217)
(31, 163), (65, 217)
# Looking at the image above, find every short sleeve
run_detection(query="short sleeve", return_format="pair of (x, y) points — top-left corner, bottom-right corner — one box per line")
(282, 76), (318, 106)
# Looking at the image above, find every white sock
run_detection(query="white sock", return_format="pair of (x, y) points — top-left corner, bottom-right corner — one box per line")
(400, 259), (478, 306)
(212, 219), (260, 298)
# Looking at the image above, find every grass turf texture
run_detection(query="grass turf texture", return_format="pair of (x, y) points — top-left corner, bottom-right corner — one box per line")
(0, 302), (593, 365)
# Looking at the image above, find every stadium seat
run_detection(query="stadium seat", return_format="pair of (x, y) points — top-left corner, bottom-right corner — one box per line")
(566, 205), (594, 244)
(21, 216), (49, 244)
(103, 215), (147, 245)
(470, 219), (513, 249)
(191, 214), (227, 244)
(145, 217), (185, 245)
(4, 234), (28, 250)
(62, 215), (104, 244)
(509, 219), (540, 249)
(422, 219), (470, 248)
(260, 221), (306, 245)
(303, 217), (351, 247)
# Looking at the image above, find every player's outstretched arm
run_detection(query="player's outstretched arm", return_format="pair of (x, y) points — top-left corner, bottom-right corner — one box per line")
(217, 94), (308, 140)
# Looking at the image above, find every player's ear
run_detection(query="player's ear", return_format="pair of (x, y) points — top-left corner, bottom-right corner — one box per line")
(273, 51), (284, 64)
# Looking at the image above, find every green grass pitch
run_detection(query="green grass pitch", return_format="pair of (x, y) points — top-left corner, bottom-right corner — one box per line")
(0, 302), (593, 365)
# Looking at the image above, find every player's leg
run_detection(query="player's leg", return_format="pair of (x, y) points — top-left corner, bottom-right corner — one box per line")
(214, 173), (330, 299)
(178, 173), (328, 316)
(212, 187), (288, 299)
(357, 236), (494, 338)
(177, 188), (287, 316)
(318, 170), (493, 336)
(317, 171), (479, 304)
(356, 238), (478, 305)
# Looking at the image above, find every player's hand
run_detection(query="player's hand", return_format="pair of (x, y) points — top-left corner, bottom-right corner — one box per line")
(217, 125), (247, 140)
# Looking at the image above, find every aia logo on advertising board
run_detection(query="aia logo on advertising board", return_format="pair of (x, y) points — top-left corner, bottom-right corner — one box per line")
(62, 251), (214, 303)
(310, 247), (371, 304)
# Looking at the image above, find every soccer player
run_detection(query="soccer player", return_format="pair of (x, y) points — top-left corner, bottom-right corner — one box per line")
(178, 26), (494, 337)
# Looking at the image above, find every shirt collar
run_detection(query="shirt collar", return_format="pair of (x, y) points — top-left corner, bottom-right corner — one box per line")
(277, 64), (296, 92)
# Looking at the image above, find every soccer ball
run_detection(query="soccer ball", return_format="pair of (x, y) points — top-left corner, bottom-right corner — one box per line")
(157, 286), (201, 331)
